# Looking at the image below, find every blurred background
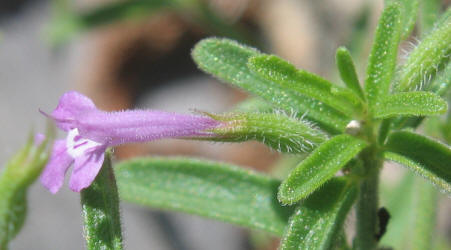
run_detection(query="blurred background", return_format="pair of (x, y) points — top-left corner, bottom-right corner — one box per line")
(0, 0), (450, 249)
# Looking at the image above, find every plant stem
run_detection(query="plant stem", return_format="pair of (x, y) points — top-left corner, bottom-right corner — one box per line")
(355, 159), (381, 250)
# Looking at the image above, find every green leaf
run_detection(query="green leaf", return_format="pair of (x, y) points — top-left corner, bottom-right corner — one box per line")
(206, 112), (328, 153)
(372, 92), (447, 118)
(81, 154), (122, 250)
(48, 0), (253, 45)
(365, 3), (402, 108)
(391, 62), (451, 130)
(429, 61), (451, 96)
(115, 157), (294, 236)
(380, 172), (415, 249)
(248, 55), (362, 117)
(380, 172), (439, 250)
(396, 9), (451, 91)
(48, 0), (172, 44)
(419, 0), (440, 35)
(378, 118), (393, 145)
(0, 135), (49, 248)
(385, 0), (419, 39)
(411, 179), (438, 250)
(233, 97), (274, 113)
(192, 38), (351, 133)
(278, 134), (367, 205)
(384, 131), (451, 194)
(280, 178), (357, 250)
(335, 47), (365, 100)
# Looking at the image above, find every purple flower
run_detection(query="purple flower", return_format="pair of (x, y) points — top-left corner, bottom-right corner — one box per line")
(40, 91), (220, 193)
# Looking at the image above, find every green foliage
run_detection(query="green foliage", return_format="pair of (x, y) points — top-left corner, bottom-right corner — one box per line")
(429, 61), (451, 96)
(384, 131), (451, 194)
(372, 92), (447, 118)
(81, 154), (122, 250)
(48, 0), (171, 44)
(278, 135), (367, 205)
(0, 135), (49, 249)
(411, 179), (438, 250)
(248, 55), (362, 117)
(279, 178), (357, 250)
(385, 0), (419, 39)
(48, 0), (252, 45)
(192, 38), (351, 133)
(207, 112), (328, 153)
(233, 98), (274, 113)
(335, 47), (365, 101)
(365, 3), (402, 108)
(419, 0), (440, 35)
(115, 157), (294, 236)
(380, 172), (415, 249)
(380, 173), (439, 250)
(396, 9), (451, 91)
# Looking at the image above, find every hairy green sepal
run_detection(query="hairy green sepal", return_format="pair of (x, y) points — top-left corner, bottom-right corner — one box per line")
(396, 9), (451, 91)
(207, 112), (328, 153)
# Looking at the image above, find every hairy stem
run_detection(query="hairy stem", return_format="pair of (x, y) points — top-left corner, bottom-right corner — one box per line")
(355, 153), (381, 250)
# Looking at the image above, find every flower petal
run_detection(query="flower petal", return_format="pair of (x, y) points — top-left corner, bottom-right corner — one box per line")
(40, 140), (74, 194)
(68, 149), (105, 192)
(77, 110), (220, 145)
(66, 128), (102, 158)
(50, 91), (97, 131)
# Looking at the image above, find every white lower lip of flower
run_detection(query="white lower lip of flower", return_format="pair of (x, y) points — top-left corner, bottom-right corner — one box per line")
(66, 128), (102, 158)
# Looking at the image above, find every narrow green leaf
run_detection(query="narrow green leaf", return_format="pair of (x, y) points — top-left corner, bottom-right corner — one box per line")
(385, 0), (419, 39)
(335, 47), (365, 100)
(206, 112), (328, 153)
(233, 97), (274, 113)
(429, 61), (451, 97)
(380, 172), (415, 249)
(280, 178), (357, 250)
(419, 0), (440, 35)
(115, 157), (294, 236)
(380, 172), (439, 250)
(365, 4), (402, 108)
(391, 62), (451, 130)
(0, 136), (49, 248)
(384, 131), (451, 194)
(396, 9), (451, 91)
(372, 92), (447, 118)
(412, 179), (438, 250)
(48, 0), (172, 44)
(248, 55), (362, 116)
(81, 154), (122, 250)
(278, 134), (367, 205)
(192, 38), (352, 133)
(378, 118), (392, 145)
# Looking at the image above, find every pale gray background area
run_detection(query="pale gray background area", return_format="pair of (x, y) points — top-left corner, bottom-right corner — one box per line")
(0, 2), (247, 249)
